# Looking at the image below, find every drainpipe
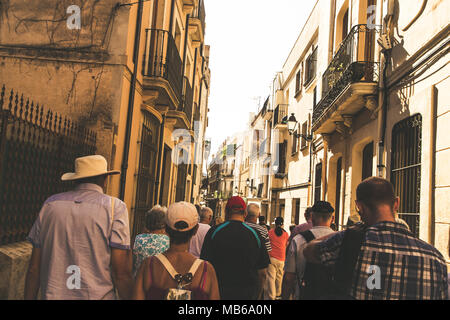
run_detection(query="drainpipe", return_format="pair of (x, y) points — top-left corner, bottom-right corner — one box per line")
(190, 48), (199, 202)
(377, 49), (391, 178)
(428, 86), (437, 245)
(119, 0), (144, 201)
(168, 0), (175, 34)
(180, 14), (191, 110)
(328, 0), (337, 62)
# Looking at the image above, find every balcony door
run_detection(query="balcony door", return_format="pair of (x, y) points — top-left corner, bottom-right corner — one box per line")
(314, 163), (322, 203)
(364, 0), (377, 78)
(335, 157), (343, 229)
(134, 111), (160, 239)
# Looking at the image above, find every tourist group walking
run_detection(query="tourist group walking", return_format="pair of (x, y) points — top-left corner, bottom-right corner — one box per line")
(24, 156), (449, 300)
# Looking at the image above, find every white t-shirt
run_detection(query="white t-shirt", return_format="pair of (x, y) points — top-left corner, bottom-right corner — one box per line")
(189, 223), (211, 258)
(284, 226), (335, 299)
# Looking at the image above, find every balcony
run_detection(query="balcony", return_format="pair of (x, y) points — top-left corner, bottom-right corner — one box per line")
(312, 24), (380, 135)
(142, 29), (183, 110)
(273, 104), (288, 129)
(189, 0), (206, 43)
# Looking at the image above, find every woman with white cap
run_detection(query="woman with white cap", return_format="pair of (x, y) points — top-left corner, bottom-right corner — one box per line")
(133, 202), (220, 300)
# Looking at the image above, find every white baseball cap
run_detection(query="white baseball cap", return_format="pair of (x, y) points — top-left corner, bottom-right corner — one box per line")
(166, 202), (199, 232)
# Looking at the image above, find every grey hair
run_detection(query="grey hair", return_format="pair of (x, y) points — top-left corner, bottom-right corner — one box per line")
(145, 205), (168, 232)
(199, 207), (213, 221)
(246, 203), (260, 219)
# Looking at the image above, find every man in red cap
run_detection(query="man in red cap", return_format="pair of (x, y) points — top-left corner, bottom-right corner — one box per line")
(201, 196), (270, 300)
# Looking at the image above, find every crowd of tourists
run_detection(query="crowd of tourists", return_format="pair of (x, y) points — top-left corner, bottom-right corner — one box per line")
(23, 155), (449, 300)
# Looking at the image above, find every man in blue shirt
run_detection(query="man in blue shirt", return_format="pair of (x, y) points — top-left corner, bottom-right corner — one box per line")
(201, 196), (270, 300)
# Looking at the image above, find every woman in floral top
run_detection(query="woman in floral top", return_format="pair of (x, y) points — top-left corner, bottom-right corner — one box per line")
(133, 205), (170, 276)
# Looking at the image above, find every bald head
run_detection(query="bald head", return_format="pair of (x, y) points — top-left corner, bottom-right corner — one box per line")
(245, 203), (260, 223)
(199, 207), (213, 224)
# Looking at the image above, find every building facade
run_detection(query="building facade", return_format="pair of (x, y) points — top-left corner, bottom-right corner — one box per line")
(209, 0), (449, 264)
(0, 0), (210, 299)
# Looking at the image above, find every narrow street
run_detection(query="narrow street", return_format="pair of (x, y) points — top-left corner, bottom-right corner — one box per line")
(0, 0), (448, 305)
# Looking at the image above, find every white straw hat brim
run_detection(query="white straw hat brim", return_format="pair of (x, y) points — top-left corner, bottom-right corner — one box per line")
(61, 170), (120, 181)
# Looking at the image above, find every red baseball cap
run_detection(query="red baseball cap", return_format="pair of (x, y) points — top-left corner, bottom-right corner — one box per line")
(226, 196), (247, 212)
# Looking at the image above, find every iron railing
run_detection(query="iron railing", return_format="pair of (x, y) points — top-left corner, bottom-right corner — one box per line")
(312, 24), (380, 127)
(391, 114), (422, 237)
(181, 76), (194, 124)
(273, 104), (288, 127)
(143, 29), (183, 103)
(192, 0), (206, 35)
(0, 85), (97, 246)
(133, 111), (160, 241)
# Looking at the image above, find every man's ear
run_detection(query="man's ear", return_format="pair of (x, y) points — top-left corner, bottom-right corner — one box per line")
(393, 197), (400, 213)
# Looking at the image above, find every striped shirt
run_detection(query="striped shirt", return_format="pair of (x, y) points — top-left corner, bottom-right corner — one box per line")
(245, 222), (272, 252)
(318, 221), (448, 300)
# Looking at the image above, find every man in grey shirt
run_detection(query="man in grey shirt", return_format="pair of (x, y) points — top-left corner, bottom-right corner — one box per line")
(245, 203), (272, 253)
(24, 155), (133, 300)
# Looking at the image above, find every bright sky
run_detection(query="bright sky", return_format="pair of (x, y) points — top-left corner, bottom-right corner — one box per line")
(204, 0), (317, 158)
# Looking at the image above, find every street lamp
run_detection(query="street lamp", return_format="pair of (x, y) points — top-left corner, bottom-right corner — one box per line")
(287, 113), (313, 141)
(246, 178), (257, 191)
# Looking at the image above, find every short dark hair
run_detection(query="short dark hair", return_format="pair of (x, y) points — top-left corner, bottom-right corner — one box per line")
(304, 207), (313, 220)
(312, 201), (334, 222)
(259, 216), (266, 223)
(145, 205), (167, 231)
(165, 225), (198, 245)
(356, 177), (396, 212)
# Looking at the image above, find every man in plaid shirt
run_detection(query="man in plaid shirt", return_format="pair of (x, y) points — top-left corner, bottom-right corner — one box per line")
(304, 177), (448, 300)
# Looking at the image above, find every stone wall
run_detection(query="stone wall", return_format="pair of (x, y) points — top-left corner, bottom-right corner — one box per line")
(0, 242), (33, 300)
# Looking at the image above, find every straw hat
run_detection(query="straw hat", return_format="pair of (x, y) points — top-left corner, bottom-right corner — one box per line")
(61, 155), (120, 181)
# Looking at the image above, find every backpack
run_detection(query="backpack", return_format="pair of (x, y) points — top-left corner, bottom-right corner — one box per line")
(155, 254), (204, 300)
(298, 230), (335, 300)
(298, 224), (367, 300)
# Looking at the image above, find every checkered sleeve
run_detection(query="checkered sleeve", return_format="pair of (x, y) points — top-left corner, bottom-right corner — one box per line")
(317, 230), (346, 267)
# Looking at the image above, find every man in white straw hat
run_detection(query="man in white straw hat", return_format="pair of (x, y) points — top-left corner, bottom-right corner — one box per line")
(24, 155), (133, 300)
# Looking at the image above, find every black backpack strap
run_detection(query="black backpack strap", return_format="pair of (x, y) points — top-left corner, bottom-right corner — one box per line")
(333, 223), (367, 295)
(299, 230), (315, 243)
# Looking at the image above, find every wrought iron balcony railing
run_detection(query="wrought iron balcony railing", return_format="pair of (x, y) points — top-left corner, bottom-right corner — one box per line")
(273, 104), (288, 127)
(313, 24), (380, 127)
(181, 76), (193, 124)
(143, 29), (183, 103)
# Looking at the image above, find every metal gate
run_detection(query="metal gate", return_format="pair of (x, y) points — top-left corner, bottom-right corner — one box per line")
(133, 111), (160, 240)
(391, 114), (422, 237)
(0, 85), (97, 245)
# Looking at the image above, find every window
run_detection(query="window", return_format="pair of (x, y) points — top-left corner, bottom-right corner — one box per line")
(362, 142), (374, 181)
(292, 131), (299, 155)
(275, 141), (287, 175)
(175, 163), (188, 202)
(314, 163), (322, 203)
(257, 183), (264, 198)
(391, 114), (422, 237)
(295, 64), (303, 96)
(342, 9), (349, 41)
(292, 199), (301, 225)
(305, 46), (318, 86)
(300, 121), (309, 150)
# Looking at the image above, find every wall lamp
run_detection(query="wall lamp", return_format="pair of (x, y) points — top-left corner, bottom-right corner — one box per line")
(287, 113), (313, 141)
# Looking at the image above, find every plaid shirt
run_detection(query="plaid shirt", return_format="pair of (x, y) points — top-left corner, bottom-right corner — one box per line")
(318, 221), (448, 300)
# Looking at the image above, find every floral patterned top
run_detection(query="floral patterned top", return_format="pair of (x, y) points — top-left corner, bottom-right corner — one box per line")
(133, 233), (170, 276)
